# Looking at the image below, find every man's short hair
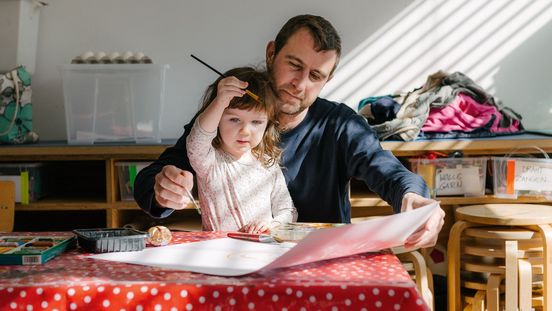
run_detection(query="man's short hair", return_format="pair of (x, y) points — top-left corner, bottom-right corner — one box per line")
(273, 14), (342, 75)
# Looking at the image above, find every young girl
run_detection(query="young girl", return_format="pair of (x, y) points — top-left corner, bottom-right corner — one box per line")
(187, 67), (297, 233)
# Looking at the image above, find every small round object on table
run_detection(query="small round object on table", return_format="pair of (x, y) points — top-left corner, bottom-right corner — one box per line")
(147, 225), (172, 246)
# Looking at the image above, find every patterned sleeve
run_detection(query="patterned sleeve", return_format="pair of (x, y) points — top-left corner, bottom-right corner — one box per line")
(270, 165), (298, 228)
(186, 118), (217, 176)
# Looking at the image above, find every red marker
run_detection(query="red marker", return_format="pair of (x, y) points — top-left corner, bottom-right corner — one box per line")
(227, 232), (274, 243)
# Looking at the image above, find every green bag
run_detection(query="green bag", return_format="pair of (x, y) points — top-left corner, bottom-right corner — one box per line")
(0, 66), (38, 144)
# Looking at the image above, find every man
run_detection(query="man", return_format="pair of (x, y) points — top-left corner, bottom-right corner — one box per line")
(134, 14), (445, 249)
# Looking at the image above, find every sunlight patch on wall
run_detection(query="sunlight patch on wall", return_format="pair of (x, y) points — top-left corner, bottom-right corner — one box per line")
(322, 0), (552, 111)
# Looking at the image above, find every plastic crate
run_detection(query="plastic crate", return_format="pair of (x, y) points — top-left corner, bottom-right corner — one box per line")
(115, 162), (152, 201)
(0, 163), (47, 204)
(60, 64), (168, 144)
(492, 157), (552, 200)
(410, 157), (488, 197)
(73, 228), (147, 253)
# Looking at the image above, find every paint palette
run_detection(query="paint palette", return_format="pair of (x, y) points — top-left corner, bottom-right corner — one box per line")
(271, 223), (346, 242)
(0, 235), (76, 265)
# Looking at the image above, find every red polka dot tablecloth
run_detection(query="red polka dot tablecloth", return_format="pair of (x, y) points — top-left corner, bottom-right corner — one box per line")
(0, 232), (430, 311)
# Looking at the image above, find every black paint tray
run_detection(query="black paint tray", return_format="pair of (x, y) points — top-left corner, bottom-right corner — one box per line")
(73, 228), (147, 253)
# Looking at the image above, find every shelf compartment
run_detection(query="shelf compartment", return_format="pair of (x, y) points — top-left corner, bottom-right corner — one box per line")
(14, 210), (107, 231)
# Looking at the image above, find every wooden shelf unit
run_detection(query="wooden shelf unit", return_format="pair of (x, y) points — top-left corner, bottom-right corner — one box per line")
(1, 142), (171, 230)
(1, 135), (551, 231)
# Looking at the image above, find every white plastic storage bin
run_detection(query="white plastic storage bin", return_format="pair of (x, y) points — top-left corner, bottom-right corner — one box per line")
(116, 162), (152, 201)
(492, 157), (552, 200)
(410, 157), (488, 197)
(60, 64), (168, 144)
(0, 163), (46, 204)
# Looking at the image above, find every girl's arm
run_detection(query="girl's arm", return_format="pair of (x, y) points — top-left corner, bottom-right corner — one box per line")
(198, 76), (248, 132)
(187, 76), (248, 175)
(270, 167), (298, 228)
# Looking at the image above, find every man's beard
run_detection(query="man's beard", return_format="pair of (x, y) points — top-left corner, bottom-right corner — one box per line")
(278, 100), (307, 116)
(268, 65), (306, 116)
(270, 81), (307, 116)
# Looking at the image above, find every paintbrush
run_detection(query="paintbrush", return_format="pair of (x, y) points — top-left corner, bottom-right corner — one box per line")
(178, 171), (201, 215)
(190, 54), (261, 103)
(184, 186), (201, 215)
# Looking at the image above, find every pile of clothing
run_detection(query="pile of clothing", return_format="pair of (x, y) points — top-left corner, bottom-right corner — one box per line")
(358, 71), (523, 141)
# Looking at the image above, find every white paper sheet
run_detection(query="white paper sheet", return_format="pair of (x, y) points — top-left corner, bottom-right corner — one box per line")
(261, 201), (438, 272)
(90, 202), (438, 276)
(90, 238), (295, 276)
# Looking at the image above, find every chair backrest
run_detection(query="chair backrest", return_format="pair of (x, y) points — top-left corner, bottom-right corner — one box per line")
(395, 250), (435, 311)
(0, 180), (15, 232)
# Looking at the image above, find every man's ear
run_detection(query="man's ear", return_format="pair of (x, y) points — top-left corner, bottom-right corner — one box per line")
(266, 41), (276, 68)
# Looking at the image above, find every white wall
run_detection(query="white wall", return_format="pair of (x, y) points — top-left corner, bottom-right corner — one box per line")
(30, 0), (552, 140)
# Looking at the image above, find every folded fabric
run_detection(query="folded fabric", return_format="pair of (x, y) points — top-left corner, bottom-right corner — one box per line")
(356, 70), (524, 141)
(422, 93), (521, 133)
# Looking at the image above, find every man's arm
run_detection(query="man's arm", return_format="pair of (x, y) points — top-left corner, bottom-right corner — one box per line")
(341, 112), (444, 249)
(133, 115), (198, 218)
(342, 113), (430, 212)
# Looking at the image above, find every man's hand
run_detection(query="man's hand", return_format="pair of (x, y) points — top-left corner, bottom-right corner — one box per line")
(401, 192), (445, 250)
(154, 165), (194, 210)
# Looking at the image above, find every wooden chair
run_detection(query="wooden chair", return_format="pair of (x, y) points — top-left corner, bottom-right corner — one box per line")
(463, 227), (541, 311)
(395, 249), (435, 311)
(0, 180), (15, 232)
(448, 204), (552, 311)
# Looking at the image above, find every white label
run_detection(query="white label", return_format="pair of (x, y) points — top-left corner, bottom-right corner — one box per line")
(462, 166), (483, 195)
(436, 166), (483, 196)
(514, 160), (552, 192)
(436, 167), (463, 195)
(22, 255), (42, 265)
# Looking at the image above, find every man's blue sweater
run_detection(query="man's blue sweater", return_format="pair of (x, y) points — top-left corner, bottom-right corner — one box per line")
(279, 98), (428, 222)
(134, 97), (429, 222)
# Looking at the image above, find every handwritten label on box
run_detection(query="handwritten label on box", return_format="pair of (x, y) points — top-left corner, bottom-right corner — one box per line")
(514, 160), (552, 192)
(436, 166), (482, 196)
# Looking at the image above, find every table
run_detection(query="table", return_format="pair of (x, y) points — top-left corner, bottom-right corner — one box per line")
(1, 232), (429, 310)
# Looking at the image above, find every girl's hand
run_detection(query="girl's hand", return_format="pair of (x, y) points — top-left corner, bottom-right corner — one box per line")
(240, 222), (269, 234)
(197, 75), (249, 133)
(213, 76), (248, 108)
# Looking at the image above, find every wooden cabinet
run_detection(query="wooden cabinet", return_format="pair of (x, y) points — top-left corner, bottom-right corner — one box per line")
(2, 135), (552, 232)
